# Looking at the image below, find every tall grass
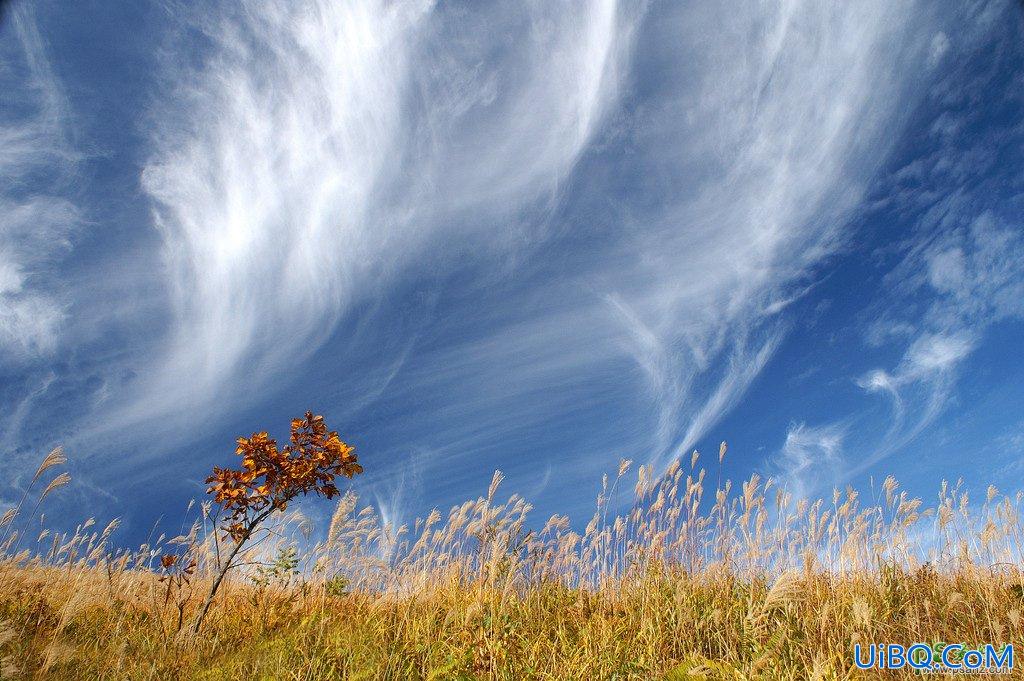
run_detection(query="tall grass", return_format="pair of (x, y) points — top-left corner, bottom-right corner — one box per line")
(1, 449), (1022, 679)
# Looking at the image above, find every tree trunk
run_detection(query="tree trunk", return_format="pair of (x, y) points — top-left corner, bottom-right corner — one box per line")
(191, 507), (273, 634)
(191, 536), (246, 634)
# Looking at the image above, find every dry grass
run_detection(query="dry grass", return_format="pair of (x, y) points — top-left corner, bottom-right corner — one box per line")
(2, 451), (1023, 679)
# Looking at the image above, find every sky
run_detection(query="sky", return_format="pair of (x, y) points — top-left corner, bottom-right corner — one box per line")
(1, 0), (1023, 543)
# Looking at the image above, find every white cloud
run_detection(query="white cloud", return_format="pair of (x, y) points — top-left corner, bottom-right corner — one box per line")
(594, 1), (949, 466)
(901, 332), (974, 378)
(839, 1), (1024, 471)
(928, 32), (951, 68)
(0, 8), (80, 360)
(851, 210), (1024, 474)
(125, 0), (636, 432)
(775, 422), (846, 498)
(76, 0), (964, 493)
(858, 369), (898, 395)
(926, 246), (966, 293)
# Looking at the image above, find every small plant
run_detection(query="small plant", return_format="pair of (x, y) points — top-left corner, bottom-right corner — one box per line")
(246, 547), (304, 634)
(250, 547), (300, 589)
(157, 553), (196, 638)
(192, 412), (361, 632)
(324, 573), (350, 597)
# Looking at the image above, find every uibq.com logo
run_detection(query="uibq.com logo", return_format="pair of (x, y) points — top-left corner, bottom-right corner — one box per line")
(854, 642), (1013, 674)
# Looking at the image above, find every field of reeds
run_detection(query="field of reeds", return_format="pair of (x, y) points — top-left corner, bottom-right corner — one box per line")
(2, 445), (1023, 679)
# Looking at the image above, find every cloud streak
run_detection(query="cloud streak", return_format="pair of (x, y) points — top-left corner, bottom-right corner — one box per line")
(0, 0), (993, 530)
(775, 422), (846, 499)
(851, 211), (1024, 475)
(0, 6), (80, 361)
(587, 0), (950, 469)
(119, 0), (961, 495)
(770, 2), (1021, 484)
(131, 0), (636, 432)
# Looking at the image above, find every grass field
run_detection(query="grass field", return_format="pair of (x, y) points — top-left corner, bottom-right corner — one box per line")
(2, 448), (1022, 679)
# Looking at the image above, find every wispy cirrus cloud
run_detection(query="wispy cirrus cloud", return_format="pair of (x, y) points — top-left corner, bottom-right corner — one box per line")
(0, 0), (997, 532)
(851, 211), (1024, 475)
(591, 0), (952, 470)
(0, 6), (80, 361)
(109, 0), (965, 503)
(774, 422), (846, 499)
(126, 0), (637, 434)
(794, 0), (1024, 480)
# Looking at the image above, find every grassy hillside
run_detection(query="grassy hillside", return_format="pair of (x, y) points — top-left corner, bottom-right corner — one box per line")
(2, 449), (1022, 679)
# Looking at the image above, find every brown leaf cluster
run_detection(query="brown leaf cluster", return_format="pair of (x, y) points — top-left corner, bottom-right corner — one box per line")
(206, 412), (361, 541)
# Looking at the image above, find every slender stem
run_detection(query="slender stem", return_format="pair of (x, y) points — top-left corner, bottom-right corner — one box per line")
(0, 478), (35, 548)
(191, 506), (275, 633)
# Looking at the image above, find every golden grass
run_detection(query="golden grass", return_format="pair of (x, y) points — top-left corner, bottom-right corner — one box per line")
(2, 453), (1023, 679)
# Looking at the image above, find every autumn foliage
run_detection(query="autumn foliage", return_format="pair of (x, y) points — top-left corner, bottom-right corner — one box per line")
(206, 412), (362, 542)
(190, 412), (361, 632)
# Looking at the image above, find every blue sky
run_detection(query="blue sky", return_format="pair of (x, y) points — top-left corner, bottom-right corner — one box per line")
(1, 0), (1022, 543)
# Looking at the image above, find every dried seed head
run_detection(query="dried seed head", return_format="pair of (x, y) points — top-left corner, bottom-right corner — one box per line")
(487, 471), (504, 502)
(40, 472), (72, 501)
(33, 446), (66, 484)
